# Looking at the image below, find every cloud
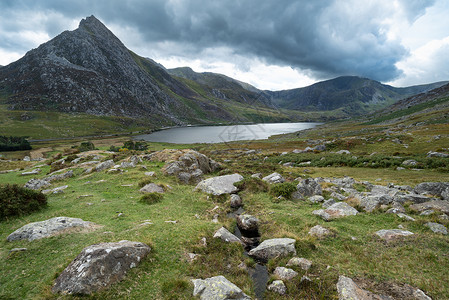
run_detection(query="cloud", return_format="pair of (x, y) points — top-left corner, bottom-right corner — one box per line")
(0, 0), (441, 84)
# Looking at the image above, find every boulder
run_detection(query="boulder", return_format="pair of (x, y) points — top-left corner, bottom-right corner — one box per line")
(427, 151), (449, 158)
(425, 222), (447, 235)
(267, 280), (286, 295)
(296, 178), (322, 198)
(309, 195), (325, 203)
(248, 238), (296, 261)
(192, 276), (250, 300)
(262, 172), (285, 184)
(409, 200), (449, 214)
(7, 217), (98, 242)
(95, 160), (115, 172)
(308, 225), (333, 239)
(230, 194), (243, 208)
(213, 227), (243, 244)
(42, 185), (69, 194)
(322, 199), (337, 208)
(414, 182), (449, 200)
(195, 174), (243, 195)
(24, 178), (50, 190)
(139, 183), (164, 194)
(120, 161), (135, 168)
(375, 229), (414, 241)
(286, 257), (312, 270)
(21, 168), (41, 176)
(402, 159), (418, 167)
(313, 202), (358, 221)
(45, 170), (74, 182)
(273, 267), (298, 281)
(236, 214), (259, 232)
(52, 240), (150, 294)
(337, 276), (387, 300)
(395, 194), (435, 204)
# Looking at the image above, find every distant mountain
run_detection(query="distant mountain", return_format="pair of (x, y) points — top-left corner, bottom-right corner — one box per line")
(264, 76), (448, 115)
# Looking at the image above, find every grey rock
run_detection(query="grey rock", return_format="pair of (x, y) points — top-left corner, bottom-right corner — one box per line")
(42, 185), (69, 194)
(313, 202), (358, 221)
(120, 161), (135, 168)
(322, 199), (337, 208)
(397, 213), (415, 221)
(144, 171), (155, 176)
(331, 191), (347, 201)
(213, 227), (243, 244)
(402, 159), (418, 166)
(236, 214), (259, 232)
(267, 280), (286, 295)
(375, 229), (414, 241)
(427, 151), (449, 158)
(262, 172), (285, 184)
(414, 182), (449, 200)
(425, 222), (447, 235)
(23, 156), (31, 161)
(7, 217), (98, 242)
(192, 275), (250, 300)
(230, 194), (242, 208)
(24, 178), (51, 190)
(21, 168), (41, 176)
(286, 257), (312, 270)
(251, 173), (262, 179)
(139, 183), (164, 194)
(413, 289), (432, 300)
(337, 276), (387, 300)
(336, 150), (350, 155)
(45, 170), (74, 182)
(95, 160), (114, 172)
(297, 178), (322, 198)
(9, 248), (27, 253)
(273, 267), (298, 281)
(410, 200), (449, 214)
(195, 174), (243, 195)
(52, 240), (150, 294)
(308, 225), (333, 239)
(248, 238), (296, 261)
(419, 209), (435, 216)
(309, 195), (325, 203)
(395, 194), (434, 204)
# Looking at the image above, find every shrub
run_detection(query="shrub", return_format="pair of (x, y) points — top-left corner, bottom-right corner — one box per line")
(140, 193), (163, 205)
(109, 145), (120, 152)
(78, 141), (95, 152)
(0, 136), (32, 151)
(123, 140), (148, 151)
(0, 184), (47, 220)
(269, 182), (297, 199)
(138, 178), (153, 188)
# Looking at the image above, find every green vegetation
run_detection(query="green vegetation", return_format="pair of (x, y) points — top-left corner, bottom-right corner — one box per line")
(0, 184), (47, 220)
(140, 192), (163, 205)
(0, 136), (31, 151)
(269, 182), (297, 199)
(78, 141), (95, 152)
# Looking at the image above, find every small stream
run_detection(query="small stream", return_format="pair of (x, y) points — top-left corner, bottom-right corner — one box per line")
(231, 210), (269, 299)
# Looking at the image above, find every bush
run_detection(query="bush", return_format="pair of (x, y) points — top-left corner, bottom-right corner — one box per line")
(269, 182), (297, 199)
(78, 141), (95, 152)
(0, 184), (47, 220)
(123, 140), (148, 151)
(140, 193), (163, 205)
(0, 136), (32, 151)
(138, 178), (153, 188)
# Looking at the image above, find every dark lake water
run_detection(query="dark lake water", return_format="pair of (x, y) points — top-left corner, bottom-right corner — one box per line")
(134, 122), (321, 144)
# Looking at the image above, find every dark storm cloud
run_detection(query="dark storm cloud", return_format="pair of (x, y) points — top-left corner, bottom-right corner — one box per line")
(0, 0), (436, 81)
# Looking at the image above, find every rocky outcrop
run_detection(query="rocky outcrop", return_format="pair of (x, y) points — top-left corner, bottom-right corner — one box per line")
(24, 178), (51, 190)
(7, 217), (98, 242)
(248, 238), (296, 261)
(192, 276), (250, 300)
(410, 200), (449, 214)
(262, 172), (285, 184)
(195, 174), (243, 195)
(414, 182), (449, 200)
(296, 178), (322, 199)
(139, 183), (164, 194)
(425, 222), (447, 235)
(95, 160), (114, 172)
(52, 240), (151, 294)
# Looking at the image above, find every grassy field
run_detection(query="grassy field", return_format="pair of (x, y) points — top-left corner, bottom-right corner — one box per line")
(0, 110), (448, 299)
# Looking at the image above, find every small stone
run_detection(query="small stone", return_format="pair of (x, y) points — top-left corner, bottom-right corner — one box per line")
(375, 229), (414, 241)
(139, 183), (164, 194)
(397, 213), (416, 221)
(144, 171), (155, 176)
(230, 194), (243, 208)
(420, 210), (435, 216)
(192, 276), (250, 300)
(267, 280), (286, 295)
(262, 172), (285, 184)
(309, 225), (333, 239)
(273, 267), (298, 281)
(286, 257), (312, 270)
(9, 248), (27, 253)
(213, 227), (242, 244)
(309, 195), (325, 203)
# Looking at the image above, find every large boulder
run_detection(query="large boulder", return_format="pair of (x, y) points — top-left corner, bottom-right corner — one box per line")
(414, 182), (449, 200)
(192, 275), (250, 300)
(45, 170), (74, 182)
(296, 178), (322, 199)
(195, 174), (243, 195)
(7, 217), (98, 242)
(313, 202), (358, 221)
(236, 214), (259, 232)
(139, 183), (164, 194)
(156, 149), (221, 184)
(425, 222), (448, 235)
(52, 240), (151, 294)
(248, 238), (296, 261)
(95, 160), (114, 172)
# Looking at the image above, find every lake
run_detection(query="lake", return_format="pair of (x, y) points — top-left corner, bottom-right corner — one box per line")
(134, 122), (322, 144)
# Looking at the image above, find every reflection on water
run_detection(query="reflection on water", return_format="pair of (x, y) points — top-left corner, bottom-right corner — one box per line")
(135, 122), (321, 144)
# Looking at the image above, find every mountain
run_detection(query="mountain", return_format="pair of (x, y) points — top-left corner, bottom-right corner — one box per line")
(264, 76), (448, 115)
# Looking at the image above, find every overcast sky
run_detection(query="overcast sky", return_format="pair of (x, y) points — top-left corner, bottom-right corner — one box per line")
(1, 0), (448, 90)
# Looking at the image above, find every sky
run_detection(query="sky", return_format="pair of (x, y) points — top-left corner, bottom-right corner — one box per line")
(1, 0), (448, 91)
